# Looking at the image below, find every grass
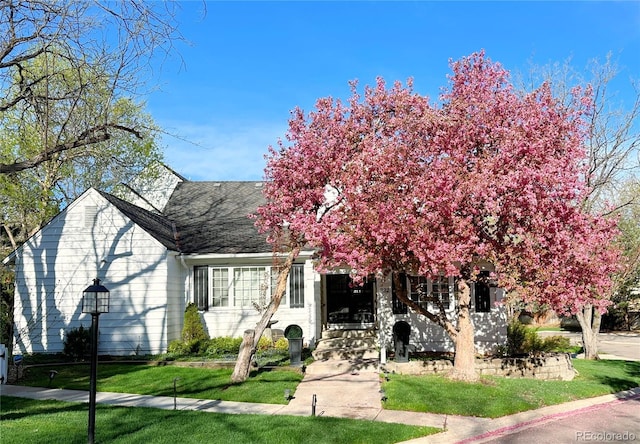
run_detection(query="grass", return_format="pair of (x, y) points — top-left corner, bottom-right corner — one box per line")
(14, 358), (640, 419)
(382, 359), (640, 418)
(0, 397), (439, 444)
(18, 363), (303, 404)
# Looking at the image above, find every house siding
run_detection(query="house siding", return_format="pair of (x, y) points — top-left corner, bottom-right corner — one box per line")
(186, 256), (320, 347)
(376, 273), (508, 355)
(12, 189), (173, 356)
(166, 254), (187, 345)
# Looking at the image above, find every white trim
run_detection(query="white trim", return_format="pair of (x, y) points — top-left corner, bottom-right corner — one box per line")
(182, 250), (314, 261)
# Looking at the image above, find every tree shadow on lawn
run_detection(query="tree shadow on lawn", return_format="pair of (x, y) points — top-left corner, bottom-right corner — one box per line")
(0, 396), (87, 421)
(588, 360), (640, 394)
(21, 361), (153, 389)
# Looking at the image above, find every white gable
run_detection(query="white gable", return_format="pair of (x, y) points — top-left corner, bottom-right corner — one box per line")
(11, 188), (185, 356)
(115, 163), (183, 212)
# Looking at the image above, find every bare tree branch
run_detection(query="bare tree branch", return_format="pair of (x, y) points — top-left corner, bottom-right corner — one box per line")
(0, 0), (184, 174)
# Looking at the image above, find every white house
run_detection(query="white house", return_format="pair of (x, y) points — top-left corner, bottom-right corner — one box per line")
(4, 165), (507, 357)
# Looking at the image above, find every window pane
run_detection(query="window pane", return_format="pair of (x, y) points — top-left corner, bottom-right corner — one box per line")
(409, 276), (428, 310)
(234, 267), (266, 307)
(475, 272), (491, 312)
(391, 272), (408, 314)
(211, 268), (229, 307)
(432, 276), (451, 310)
(194, 266), (208, 310)
(289, 265), (304, 308)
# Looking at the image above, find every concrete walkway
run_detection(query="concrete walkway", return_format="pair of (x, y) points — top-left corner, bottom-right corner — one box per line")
(2, 357), (640, 444)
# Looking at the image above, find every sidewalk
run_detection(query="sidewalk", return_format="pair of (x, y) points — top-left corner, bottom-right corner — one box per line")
(2, 361), (640, 444)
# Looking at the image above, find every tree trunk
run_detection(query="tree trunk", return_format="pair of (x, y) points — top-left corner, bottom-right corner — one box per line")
(230, 247), (300, 383)
(231, 329), (256, 382)
(448, 280), (478, 381)
(576, 304), (601, 360)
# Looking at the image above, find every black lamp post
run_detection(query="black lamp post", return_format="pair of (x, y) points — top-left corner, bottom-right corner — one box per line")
(82, 278), (109, 444)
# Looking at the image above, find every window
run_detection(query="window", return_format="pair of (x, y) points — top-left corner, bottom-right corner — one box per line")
(391, 273), (453, 312)
(391, 273), (408, 314)
(193, 265), (304, 310)
(409, 275), (428, 309)
(211, 268), (229, 307)
(431, 276), (451, 310)
(194, 266), (208, 310)
(233, 267), (267, 307)
(289, 264), (305, 308)
(475, 272), (491, 313)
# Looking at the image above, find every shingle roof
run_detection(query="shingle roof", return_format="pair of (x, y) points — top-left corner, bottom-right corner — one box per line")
(162, 181), (271, 254)
(99, 191), (179, 250)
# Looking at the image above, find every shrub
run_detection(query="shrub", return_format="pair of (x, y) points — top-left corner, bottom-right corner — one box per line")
(63, 325), (91, 361)
(505, 320), (573, 355)
(274, 337), (289, 351)
(182, 303), (209, 343)
(257, 336), (273, 351)
(538, 335), (572, 353)
(204, 336), (243, 358)
(167, 339), (190, 356)
(506, 320), (528, 355)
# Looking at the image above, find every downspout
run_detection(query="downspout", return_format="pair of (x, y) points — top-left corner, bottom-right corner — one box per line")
(172, 222), (190, 308)
(178, 253), (190, 307)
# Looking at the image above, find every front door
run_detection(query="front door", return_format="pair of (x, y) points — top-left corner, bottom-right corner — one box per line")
(326, 274), (375, 326)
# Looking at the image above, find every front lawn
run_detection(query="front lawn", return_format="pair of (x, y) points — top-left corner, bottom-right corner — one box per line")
(16, 363), (303, 404)
(0, 396), (439, 444)
(15, 358), (640, 419)
(382, 359), (640, 418)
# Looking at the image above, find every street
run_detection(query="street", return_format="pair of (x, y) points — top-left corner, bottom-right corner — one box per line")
(537, 331), (640, 361)
(473, 395), (640, 443)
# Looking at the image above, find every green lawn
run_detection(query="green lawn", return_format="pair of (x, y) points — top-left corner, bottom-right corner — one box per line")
(17, 363), (303, 404)
(0, 397), (439, 444)
(15, 359), (640, 419)
(382, 359), (640, 418)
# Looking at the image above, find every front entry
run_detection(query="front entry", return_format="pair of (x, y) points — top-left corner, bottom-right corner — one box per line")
(325, 274), (375, 327)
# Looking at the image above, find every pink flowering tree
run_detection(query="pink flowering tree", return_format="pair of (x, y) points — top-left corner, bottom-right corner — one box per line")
(256, 52), (620, 381)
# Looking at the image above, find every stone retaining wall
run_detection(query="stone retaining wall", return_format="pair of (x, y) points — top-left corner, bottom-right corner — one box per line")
(383, 353), (576, 381)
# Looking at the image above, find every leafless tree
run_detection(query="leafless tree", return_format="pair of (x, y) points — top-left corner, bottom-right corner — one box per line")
(519, 55), (640, 358)
(0, 0), (183, 174)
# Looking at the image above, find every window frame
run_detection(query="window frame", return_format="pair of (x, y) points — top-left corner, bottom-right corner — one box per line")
(192, 264), (305, 310)
(193, 265), (209, 311)
(474, 271), (492, 313)
(288, 264), (305, 308)
(392, 273), (455, 313)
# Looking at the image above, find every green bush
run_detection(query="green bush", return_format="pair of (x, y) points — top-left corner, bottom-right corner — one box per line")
(182, 303), (209, 343)
(257, 336), (273, 351)
(63, 325), (91, 361)
(506, 320), (528, 355)
(204, 336), (243, 358)
(167, 333), (292, 360)
(274, 337), (289, 351)
(167, 339), (190, 356)
(505, 321), (572, 355)
(538, 335), (572, 353)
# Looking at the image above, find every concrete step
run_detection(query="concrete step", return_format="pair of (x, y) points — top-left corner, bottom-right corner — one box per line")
(321, 329), (377, 340)
(313, 329), (379, 362)
(304, 358), (380, 375)
(312, 347), (379, 361)
(314, 336), (377, 350)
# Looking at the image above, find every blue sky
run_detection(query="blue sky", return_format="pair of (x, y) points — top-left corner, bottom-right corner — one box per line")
(145, 1), (640, 181)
